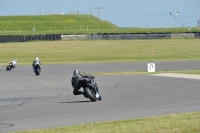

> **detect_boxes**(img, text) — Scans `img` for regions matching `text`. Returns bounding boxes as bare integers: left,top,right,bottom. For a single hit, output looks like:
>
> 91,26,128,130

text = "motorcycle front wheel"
6,66,11,71
35,68,40,75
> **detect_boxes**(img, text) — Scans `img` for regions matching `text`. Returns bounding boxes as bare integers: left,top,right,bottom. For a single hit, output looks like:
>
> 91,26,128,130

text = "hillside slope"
0,15,118,35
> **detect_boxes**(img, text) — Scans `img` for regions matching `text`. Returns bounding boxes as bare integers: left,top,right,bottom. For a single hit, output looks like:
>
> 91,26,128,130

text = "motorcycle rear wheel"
84,87,97,102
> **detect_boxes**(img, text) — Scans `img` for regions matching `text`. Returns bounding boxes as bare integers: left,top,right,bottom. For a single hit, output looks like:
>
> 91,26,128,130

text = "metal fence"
0,26,199,36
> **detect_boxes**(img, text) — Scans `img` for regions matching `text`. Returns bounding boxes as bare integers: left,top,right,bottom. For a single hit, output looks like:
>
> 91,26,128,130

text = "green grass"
15,112,200,133
0,15,199,35
1,39,200,66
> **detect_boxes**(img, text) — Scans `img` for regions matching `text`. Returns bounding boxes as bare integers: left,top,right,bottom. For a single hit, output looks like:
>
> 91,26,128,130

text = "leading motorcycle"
82,76,102,102
33,60,41,75
6,62,15,71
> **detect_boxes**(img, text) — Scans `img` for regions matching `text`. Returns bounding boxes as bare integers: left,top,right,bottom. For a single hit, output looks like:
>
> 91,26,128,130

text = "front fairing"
34,60,40,66
33,64,40,71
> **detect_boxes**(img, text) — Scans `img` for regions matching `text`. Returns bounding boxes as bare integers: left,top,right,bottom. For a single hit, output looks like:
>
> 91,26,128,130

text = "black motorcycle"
33,61,41,75
82,76,102,102
6,62,14,71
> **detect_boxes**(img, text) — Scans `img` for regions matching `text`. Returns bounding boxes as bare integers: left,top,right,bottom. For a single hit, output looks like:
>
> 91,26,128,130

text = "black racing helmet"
73,70,80,76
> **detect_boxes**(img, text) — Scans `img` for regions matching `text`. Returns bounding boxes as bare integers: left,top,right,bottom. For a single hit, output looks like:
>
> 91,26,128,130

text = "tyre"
6,66,11,71
37,68,40,75
35,68,40,75
84,87,97,102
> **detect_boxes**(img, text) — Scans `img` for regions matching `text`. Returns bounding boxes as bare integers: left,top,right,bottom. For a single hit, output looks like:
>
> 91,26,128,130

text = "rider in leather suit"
32,57,41,72
71,70,92,96
71,70,102,100
9,59,17,68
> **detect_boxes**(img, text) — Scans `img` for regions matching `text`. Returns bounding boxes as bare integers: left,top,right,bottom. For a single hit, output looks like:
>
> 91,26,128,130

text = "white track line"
150,73,200,80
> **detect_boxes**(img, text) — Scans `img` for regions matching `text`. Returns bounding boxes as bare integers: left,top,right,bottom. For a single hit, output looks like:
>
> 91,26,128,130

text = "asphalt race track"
1,61,200,133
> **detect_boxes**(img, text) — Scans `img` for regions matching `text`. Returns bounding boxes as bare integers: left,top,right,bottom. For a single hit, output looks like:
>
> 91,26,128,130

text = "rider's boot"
73,90,84,95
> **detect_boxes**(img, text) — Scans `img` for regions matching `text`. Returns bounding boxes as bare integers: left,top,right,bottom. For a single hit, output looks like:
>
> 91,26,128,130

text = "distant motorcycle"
33,60,41,75
6,62,15,71
82,75,102,102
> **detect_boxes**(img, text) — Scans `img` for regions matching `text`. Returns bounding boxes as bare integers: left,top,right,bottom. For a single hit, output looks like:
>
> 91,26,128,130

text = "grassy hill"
0,15,118,35
0,15,199,35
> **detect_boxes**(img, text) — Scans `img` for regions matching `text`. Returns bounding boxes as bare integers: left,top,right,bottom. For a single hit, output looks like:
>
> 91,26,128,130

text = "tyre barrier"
88,33,199,40
0,34,61,43
87,33,171,40
0,33,200,43
194,32,200,38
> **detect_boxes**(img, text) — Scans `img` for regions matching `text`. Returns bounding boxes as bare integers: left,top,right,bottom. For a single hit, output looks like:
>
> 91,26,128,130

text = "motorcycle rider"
9,59,17,68
71,70,101,99
32,57,41,72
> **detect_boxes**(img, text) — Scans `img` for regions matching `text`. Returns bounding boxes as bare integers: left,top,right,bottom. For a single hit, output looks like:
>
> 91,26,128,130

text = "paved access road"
0,61,200,133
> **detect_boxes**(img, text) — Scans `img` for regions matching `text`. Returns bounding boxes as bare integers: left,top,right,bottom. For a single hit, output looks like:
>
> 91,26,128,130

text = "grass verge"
1,39,200,66
15,112,200,133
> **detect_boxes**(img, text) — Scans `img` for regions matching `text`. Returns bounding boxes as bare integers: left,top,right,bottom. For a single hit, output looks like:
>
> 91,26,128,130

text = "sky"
0,0,200,28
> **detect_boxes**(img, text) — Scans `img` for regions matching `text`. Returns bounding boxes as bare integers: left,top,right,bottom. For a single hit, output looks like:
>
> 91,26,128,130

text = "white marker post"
148,63,155,72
